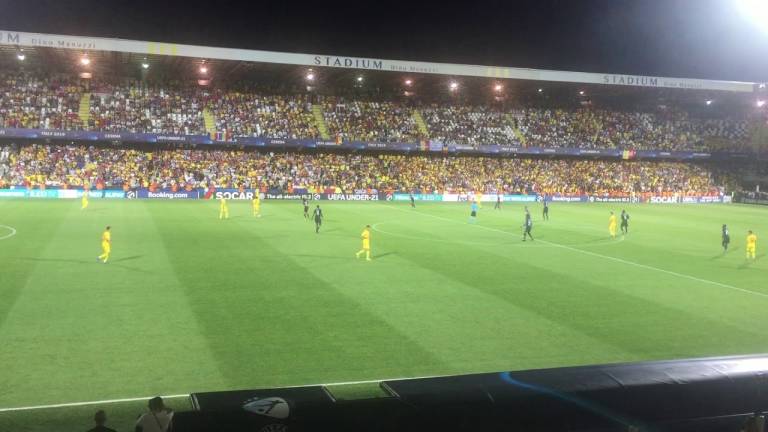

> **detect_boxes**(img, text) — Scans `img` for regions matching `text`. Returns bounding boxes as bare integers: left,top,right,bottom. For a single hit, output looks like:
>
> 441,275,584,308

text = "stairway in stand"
203,109,217,139
311,105,331,140
78,93,91,125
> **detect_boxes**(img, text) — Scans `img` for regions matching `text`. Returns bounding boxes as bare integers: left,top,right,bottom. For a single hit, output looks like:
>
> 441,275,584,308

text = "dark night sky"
0,0,766,82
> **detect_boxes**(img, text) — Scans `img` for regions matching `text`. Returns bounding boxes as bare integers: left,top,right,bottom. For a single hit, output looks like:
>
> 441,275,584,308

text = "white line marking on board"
0,373,453,412
0,225,17,240
0,394,189,413
383,204,768,300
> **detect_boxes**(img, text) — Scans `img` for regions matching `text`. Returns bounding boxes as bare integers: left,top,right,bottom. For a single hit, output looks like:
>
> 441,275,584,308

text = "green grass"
0,199,766,431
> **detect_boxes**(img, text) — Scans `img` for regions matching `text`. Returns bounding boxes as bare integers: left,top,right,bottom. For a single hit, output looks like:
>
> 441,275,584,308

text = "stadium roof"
0,29,758,93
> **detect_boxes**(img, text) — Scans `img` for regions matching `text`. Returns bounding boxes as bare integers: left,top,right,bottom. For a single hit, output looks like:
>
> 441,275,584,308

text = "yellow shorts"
102,242,111,253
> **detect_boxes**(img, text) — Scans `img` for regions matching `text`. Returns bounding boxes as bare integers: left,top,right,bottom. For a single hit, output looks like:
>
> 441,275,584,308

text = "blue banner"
0,188,125,198
0,189,29,198
392,193,444,202
548,195,589,202
0,128,757,161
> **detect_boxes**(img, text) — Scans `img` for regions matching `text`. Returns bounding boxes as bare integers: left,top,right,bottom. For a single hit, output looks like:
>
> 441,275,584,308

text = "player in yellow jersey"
252,193,261,217
608,211,617,239
746,230,757,261
219,197,229,219
97,226,111,263
355,225,372,261
81,191,89,210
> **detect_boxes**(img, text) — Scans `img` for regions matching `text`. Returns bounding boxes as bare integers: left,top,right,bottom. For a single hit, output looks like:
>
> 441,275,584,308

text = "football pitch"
1,199,767,416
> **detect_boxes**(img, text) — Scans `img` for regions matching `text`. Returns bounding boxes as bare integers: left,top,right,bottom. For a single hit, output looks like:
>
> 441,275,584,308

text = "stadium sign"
324,193,379,200
392,193,443,201
599,74,722,90
0,189,28,197
0,31,19,44
442,194,537,202
550,196,589,202
648,196,679,204
591,196,634,203
313,56,383,70
265,193,311,200
0,189,125,199
213,189,260,200
0,30,754,93
137,190,200,199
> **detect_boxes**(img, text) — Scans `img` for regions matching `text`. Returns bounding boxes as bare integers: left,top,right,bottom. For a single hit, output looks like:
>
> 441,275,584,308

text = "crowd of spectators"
0,72,760,151
88,83,206,135
322,97,421,143
421,104,520,147
0,73,83,130
207,90,318,140
1,142,726,196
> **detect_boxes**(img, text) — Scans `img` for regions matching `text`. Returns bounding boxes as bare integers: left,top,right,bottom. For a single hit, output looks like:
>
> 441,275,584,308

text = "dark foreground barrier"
175,354,768,431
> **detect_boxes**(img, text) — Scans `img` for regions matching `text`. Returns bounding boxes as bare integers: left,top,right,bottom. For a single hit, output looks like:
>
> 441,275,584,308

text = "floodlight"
80,56,90,66
706,100,713,106
449,81,459,91
494,83,503,92
758,100,766,108
306,72,315,81
404,79,413,86
356,76,363,82
735,0,768,34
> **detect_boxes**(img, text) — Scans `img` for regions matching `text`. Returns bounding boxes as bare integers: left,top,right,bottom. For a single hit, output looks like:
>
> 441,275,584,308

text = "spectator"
86,409,117,432
135,396,173,432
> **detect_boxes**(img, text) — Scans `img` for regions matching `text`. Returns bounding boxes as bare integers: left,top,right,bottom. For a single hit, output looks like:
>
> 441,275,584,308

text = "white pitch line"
0,225,17,240
0,394,190,413
383,204,768,300
535,239,768,299
0,373,452,413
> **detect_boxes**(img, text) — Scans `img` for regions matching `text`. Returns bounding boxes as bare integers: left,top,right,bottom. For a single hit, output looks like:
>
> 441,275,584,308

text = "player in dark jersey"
522,207,534,241
303,198,310,220
620,209,630,235
410,193,416,208
313,205,323,233
542,200,549,221
722,224,730,253
494,194,501,210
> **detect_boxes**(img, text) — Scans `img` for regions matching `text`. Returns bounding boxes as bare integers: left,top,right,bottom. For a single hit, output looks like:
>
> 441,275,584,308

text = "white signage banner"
0,29,755,93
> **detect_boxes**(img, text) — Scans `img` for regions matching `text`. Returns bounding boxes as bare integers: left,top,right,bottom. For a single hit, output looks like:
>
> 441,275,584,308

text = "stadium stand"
0,72,83,130
420,104,520,146
87,82,206,135
321,96,421,143
0,142,727,196
207,90,319,140
0,72,762,152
